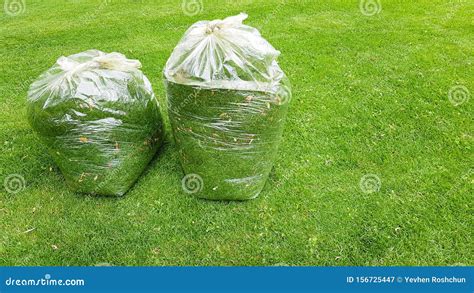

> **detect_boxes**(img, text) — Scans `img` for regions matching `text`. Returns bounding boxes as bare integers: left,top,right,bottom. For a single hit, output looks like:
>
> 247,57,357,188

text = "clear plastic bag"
28,50,164,196
164,13,291,200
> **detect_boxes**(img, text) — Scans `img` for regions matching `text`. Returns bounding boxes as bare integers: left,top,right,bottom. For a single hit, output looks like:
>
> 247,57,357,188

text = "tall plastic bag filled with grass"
164,13,291,200
27,50,164,196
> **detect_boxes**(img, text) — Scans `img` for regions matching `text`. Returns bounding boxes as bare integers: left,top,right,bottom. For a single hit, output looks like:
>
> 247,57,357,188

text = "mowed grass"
0,0,472,266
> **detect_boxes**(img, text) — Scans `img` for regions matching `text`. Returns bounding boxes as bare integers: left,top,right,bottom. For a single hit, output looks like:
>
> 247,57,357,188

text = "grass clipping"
27,50,164,196
164,13,291,200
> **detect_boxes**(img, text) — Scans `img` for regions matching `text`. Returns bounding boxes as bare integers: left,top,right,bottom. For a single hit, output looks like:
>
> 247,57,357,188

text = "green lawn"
0,0,472,266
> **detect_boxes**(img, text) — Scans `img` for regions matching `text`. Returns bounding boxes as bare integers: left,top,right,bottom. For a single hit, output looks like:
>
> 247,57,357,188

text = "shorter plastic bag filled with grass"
28,50,164,196
164,13,291,200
